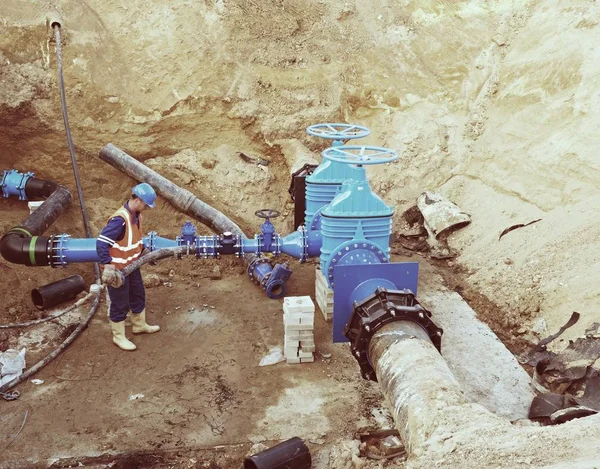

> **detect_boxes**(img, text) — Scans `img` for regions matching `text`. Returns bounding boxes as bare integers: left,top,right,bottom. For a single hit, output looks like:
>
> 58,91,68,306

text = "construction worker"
96,182,160,351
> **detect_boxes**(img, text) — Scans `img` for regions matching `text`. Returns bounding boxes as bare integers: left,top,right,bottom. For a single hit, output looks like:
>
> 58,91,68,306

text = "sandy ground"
2,0,600,467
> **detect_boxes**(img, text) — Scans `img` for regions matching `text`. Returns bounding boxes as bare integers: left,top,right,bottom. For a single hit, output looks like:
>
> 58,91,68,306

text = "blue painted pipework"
50,227,323,265
2,169,35,200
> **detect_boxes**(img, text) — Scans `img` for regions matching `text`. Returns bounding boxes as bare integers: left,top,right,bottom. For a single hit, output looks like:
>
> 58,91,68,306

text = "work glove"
102,264,124,288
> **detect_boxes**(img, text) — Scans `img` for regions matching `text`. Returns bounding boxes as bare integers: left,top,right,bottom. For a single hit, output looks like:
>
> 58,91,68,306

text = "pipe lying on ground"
99,144,246,237
31,275,85,310
244,437,311,469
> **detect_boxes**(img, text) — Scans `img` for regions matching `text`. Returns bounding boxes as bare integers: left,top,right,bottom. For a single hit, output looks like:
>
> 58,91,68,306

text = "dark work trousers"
107,268,146,322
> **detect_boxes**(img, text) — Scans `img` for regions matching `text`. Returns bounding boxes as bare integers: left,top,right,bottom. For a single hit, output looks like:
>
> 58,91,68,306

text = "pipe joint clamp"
344,287,443,382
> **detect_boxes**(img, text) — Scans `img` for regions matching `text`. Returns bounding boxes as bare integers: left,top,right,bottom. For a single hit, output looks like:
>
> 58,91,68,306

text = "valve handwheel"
322,145,398,166
255,209,281,219
306,123,370,140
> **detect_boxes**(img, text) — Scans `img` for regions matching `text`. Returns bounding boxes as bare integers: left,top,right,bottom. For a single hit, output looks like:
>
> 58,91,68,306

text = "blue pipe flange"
233,233,244,258
2,169,35,200
306,123,370,142
247,255,272,284
322,145,398,166
147,231,158,252
195,235,219,259
49,234,69,267
299,225,308,263
325,240,389,288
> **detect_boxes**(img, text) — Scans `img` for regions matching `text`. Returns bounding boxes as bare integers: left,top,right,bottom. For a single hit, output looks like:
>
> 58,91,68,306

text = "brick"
283,296,315,314
285,324,314,331
300,339,315,347
284,346,299,358
283,312,314,325
315,268,334,323
284,339,300,347
286,357,301,364
298,350,314,358
300,345,315,353
300,356,315,363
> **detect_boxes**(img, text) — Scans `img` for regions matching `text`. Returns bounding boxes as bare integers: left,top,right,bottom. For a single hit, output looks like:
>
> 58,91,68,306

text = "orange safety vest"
107,206,144,270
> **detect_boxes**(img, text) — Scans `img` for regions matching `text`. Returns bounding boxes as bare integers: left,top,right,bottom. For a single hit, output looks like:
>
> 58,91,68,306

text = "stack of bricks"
283,296,315,364
315,267,333,322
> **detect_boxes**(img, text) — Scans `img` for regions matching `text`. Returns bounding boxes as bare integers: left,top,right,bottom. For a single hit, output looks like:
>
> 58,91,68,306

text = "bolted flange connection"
344,287,443,382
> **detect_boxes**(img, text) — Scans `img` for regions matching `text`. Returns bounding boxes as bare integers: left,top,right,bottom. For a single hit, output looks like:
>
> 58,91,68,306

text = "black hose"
121,247,188,277
53,24,100,282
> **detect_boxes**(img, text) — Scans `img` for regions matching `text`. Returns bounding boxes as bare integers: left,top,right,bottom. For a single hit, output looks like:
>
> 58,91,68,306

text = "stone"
210,265,222,280
143,273,161,288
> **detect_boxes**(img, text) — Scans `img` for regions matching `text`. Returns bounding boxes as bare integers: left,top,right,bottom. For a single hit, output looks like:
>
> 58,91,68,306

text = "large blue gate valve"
255,208,280,252
304,124,371,231
319,145,399,289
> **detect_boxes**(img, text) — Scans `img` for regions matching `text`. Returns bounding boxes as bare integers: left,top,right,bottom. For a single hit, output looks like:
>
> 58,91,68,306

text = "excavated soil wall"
2,1,600,466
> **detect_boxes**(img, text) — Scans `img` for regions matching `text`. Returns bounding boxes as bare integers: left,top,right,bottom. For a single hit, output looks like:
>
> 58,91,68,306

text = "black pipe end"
31,275,85,310
243,437,311,469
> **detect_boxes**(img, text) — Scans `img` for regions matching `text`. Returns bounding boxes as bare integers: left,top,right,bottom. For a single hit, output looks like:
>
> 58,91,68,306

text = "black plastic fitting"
243,437,311,469
25,178,59,199
344,287,444,382
0,229,51,266
218,231,238,255
0,183,71,266
31,274,85,310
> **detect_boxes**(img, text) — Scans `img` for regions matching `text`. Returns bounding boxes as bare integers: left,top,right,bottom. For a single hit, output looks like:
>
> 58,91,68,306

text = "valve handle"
306,123,370,140
322,145,398,165
255,209,281,219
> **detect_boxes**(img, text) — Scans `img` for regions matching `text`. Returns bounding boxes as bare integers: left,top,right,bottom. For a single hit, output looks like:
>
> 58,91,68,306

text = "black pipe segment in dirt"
99,143,247,237
243,437,311,469
31,274,86,310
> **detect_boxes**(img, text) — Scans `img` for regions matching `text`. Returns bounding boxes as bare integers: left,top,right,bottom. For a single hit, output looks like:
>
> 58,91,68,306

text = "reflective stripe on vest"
108,207,144,270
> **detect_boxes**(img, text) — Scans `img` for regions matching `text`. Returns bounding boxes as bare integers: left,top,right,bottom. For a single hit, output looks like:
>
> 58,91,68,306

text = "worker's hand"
102,264,124,288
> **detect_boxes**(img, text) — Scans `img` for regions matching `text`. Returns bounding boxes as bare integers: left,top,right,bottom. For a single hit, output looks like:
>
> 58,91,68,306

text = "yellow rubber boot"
110,320,136,351
131,309,160,334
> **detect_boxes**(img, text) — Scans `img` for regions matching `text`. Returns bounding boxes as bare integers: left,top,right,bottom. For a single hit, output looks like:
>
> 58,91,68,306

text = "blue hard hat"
132,183,156,208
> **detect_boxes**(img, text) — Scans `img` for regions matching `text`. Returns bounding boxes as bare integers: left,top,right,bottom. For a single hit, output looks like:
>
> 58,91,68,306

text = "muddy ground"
2,0,600,468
